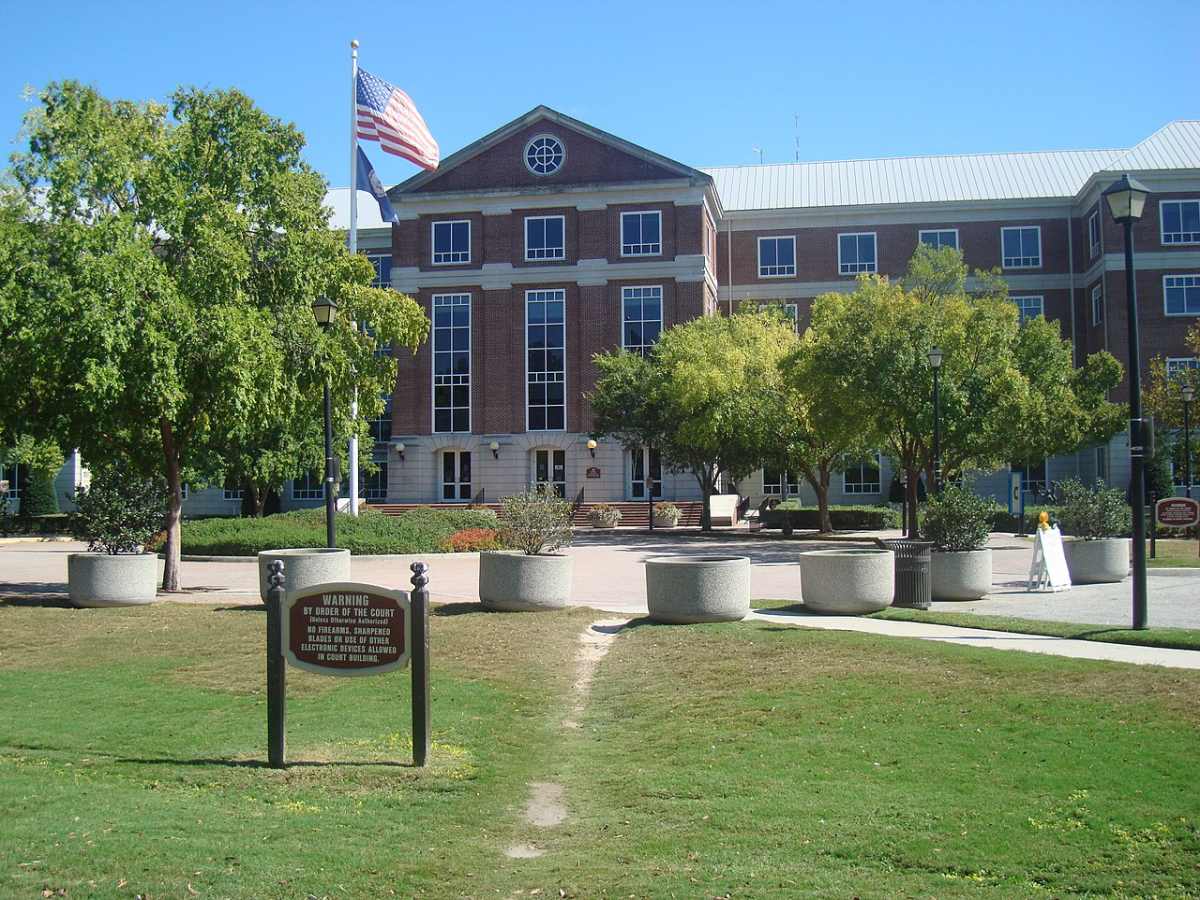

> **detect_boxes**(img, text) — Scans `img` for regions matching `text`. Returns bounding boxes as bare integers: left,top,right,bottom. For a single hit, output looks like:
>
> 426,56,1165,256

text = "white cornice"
390,255,709,292
723,199,1075,231
722,272,1076,300
390,181,708,219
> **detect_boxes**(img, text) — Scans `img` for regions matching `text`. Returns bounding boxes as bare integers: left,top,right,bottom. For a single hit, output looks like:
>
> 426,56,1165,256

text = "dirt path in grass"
504,618,628,860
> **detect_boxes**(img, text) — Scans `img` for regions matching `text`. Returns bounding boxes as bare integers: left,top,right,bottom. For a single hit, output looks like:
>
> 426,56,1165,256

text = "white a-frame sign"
1028,525,1072,592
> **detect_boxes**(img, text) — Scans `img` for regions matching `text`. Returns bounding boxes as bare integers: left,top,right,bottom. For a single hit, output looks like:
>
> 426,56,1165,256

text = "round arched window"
524,135,565,176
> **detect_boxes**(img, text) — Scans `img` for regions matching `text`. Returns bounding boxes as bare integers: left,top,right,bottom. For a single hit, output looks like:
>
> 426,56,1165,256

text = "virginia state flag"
356,146,398,224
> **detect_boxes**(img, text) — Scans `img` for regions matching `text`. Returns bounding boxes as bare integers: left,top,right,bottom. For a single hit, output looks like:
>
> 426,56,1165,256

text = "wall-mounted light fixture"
489,441,500,459
587,438,597,458
395,442,406,461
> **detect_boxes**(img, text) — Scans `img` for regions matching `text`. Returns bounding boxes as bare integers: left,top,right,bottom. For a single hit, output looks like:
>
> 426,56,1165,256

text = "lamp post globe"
1103,173,1150,629
311,296,339,548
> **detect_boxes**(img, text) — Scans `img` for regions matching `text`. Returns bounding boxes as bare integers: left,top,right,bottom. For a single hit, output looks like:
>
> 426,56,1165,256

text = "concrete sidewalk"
747,608,1200,669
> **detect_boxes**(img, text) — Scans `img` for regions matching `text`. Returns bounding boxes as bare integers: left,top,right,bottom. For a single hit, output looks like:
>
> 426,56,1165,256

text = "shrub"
920,486,993,552
500,486,574,555
71,468,166,554
439,527,503,553
1056,479,1132,539
766,503,900,530
589,503,622,527
21,467,59,517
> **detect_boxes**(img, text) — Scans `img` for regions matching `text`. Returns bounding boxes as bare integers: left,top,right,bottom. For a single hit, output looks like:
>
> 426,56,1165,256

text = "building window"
292,471,322,501
525,215,565,261
631,447,662,499
180,483,190,500
621,211,661,257
1016,459,1047,497
1001,226,1041,268
1095,446,1107,483
441,451,471,501
524,134,565,176
1092,284,1104,326
0,464,21,502
1164,275,1200,316
758,236,796,277
527,289,566,431
222,484,243,501
843,454,881,494
1161,200,1200,245
1087,211,1101,258
838,233,877,275
365,252,391,287
1012,295,1044,325
622,286,663,357
919,229,958,250
362,463,388,501
763,468,799,497
432,294,471,433
431,220,470,265
1166,357,1200,380
534,449,566,498
371,394,393,444
758,302,800,333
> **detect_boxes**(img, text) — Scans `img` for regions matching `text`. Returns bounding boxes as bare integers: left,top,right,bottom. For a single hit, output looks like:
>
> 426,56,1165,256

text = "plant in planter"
1056,478,1131,584
67,468,166,607
652,501,681,528
480,486,575,611
921,486,993,601
588,502,622,529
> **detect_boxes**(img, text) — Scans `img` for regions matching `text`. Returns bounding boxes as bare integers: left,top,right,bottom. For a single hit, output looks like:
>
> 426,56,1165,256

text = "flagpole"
348,38,361,517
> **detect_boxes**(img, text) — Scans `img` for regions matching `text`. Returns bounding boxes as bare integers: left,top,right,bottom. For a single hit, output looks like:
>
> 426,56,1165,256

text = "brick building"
315,109,1200,510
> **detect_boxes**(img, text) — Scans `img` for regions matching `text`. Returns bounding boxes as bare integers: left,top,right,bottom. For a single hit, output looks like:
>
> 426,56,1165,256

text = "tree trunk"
159,419,183,592
816,465,833,533
905,466,921,539
696,466,715,532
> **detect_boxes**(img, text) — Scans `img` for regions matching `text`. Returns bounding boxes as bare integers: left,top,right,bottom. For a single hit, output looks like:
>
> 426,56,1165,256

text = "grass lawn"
3,601,1199,897
1147,537,1200,568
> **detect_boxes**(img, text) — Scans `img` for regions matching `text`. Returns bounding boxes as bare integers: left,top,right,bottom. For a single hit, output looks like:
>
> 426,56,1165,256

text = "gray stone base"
645,555,750,623
257,548,352,603
479,551,573,611
930,549,993,601
1063,538,1130,584
68,553,161,607
799,548,894,615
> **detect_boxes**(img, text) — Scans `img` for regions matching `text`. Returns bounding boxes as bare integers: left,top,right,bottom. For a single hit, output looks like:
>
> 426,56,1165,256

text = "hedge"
170,507,499,556
763,504,901,531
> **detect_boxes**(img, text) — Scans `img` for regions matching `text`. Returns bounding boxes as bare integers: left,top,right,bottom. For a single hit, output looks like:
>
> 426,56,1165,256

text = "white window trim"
1091,284,1104,326
918,228,959,250
431,219,471,266
440,450,472,503
838,232,878,275
222,487,243,501
842,453,882,495
431,293,472,434
1001,225,1042,269
362,462,389,501
523,134,566,176
1087,211,1100,258
619,210,662,258
525,289,567,432
365,252,392,288
291,474,321,501
532,447,568,497
621,285,664,356
1164,274,1200,317
762,468,800,497
524,214,566,262
1012,295,1044,324
757,235,796,278
1166,357,1200,378
1160,199,1200,246
756,301,800,333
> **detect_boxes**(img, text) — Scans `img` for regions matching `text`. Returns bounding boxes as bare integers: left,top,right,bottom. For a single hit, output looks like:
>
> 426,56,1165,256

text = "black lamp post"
928,346,944,495
1103,172,1151,629
1183,383,1195,500
312,296,338,549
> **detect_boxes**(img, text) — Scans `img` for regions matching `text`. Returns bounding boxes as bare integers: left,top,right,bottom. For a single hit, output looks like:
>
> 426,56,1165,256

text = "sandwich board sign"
263,560,431,769
1028,524,1071,592
1156,497,1200,529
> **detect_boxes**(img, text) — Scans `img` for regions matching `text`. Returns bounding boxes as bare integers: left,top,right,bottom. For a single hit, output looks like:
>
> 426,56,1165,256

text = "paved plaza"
2,529,1197,629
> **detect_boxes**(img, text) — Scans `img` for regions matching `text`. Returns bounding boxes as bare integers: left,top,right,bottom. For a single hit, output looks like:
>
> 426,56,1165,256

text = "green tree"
3,82,427,589
590,309,796,530
1144,322,1200,488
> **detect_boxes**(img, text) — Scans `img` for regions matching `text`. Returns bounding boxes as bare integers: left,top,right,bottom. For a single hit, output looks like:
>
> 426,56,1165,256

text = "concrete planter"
930,548,992,601
799,548,894,615
645,555,750,623
257,548,352,603
1063,538,1129,584
68,553,161,607
479,550,573,611
651,515,679,529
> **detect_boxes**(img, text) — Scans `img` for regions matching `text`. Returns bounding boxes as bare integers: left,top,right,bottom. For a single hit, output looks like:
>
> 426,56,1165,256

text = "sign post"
265,560,430,768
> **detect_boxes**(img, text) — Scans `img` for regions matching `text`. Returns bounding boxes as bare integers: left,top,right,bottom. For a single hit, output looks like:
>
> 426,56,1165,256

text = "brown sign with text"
284,585,410,676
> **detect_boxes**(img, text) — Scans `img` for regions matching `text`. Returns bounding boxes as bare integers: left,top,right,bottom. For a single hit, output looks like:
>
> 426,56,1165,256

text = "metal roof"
324,188,390,231
702,121,1200,212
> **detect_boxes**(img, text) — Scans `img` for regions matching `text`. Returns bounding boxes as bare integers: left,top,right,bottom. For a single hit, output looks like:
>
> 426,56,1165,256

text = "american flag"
355,69,439,171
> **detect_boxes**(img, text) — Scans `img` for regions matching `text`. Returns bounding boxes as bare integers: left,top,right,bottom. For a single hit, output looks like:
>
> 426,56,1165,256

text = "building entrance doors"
629,447,662,501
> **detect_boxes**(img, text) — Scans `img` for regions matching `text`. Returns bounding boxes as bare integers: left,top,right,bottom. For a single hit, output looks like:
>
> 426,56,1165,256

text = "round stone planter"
651,515,679,529
645,555,750,623
930,548,993,601
68,553,161,608
257,548,352,603
479,550,573,611
799,548,894,615
590,518,619,529
1063,538,1129,584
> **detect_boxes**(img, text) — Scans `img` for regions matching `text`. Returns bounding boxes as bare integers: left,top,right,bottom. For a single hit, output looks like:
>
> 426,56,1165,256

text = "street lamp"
928,346,944,495
1183,383,1195,500
1103,172,1151,629
311,296,338,549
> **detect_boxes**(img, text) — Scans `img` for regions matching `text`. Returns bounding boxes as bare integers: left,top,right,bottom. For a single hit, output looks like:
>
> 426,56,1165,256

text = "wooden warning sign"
285,585,410,676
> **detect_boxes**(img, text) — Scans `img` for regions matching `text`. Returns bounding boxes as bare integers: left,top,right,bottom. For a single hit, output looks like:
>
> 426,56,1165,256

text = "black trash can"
882,539,933,609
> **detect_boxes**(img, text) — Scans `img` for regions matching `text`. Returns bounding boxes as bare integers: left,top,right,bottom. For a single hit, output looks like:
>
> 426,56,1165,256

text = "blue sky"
3,0,1198,189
